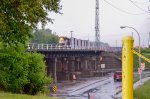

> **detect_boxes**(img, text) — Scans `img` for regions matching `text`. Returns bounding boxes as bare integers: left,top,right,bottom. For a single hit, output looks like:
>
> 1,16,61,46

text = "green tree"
30,29,59,44
0,43,51,94
0,0,61,45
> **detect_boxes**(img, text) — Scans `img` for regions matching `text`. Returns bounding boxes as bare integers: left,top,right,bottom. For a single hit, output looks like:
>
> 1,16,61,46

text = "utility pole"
95,0,100,50
148,32,150,47
70,31,73,49
70,31,73,38
122,36,134,99
54,58,57,84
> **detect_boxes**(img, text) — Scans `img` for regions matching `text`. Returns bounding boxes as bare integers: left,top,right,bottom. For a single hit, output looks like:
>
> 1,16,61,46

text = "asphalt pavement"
49,72,150,99
56,76,111,96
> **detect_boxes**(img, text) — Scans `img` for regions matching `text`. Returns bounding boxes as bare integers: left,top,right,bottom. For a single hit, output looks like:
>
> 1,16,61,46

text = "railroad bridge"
27,43,122,82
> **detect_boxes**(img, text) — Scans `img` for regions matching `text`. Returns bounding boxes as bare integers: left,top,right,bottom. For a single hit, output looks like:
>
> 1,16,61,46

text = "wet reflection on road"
85,78,122,99
59,77,122,99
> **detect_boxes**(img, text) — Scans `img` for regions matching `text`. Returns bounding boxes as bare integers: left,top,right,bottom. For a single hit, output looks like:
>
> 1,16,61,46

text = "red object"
113,71,122,81
73,74,76,80
140,63,145,70
138,67,142,74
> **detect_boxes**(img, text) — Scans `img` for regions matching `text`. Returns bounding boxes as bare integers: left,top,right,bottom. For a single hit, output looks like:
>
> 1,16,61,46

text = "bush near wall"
0,44,52,95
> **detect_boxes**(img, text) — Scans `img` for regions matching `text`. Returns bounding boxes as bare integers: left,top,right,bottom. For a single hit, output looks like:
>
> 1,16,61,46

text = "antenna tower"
95,0,100,49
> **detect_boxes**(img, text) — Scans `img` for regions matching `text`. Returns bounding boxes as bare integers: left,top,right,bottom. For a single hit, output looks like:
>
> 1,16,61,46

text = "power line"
103,0,147,15
129,0,150,13
130,0,150,4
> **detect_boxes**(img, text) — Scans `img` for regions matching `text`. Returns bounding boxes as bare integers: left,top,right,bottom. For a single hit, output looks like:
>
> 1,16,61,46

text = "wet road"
84,79,122,99
58,77,122,99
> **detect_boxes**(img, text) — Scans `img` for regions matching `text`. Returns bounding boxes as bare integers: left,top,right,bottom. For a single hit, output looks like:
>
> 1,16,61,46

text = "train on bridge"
28,36,112,51
27,36,121,82
57,36,111,51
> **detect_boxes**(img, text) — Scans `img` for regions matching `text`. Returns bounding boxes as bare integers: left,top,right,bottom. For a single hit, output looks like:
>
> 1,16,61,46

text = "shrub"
0,44,52,94
23,53,52,95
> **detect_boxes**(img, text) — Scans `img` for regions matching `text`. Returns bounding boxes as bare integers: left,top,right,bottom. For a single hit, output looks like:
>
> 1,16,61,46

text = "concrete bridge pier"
46,58,56,78
90,56,97,70
44,52,117,81
76,58,81,71
56,58,68,81
45,58,57,83
54,58,57,83
80,58,88,71
70,57,75,72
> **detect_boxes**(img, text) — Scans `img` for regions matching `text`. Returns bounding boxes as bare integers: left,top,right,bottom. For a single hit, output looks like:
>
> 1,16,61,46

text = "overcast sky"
44,0,150,47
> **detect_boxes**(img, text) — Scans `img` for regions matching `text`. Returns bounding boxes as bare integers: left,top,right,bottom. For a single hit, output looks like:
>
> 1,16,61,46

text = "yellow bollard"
122,36,134,99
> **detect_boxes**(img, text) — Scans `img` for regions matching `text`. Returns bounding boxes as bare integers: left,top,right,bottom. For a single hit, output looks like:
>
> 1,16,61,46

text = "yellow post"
122,36,134,99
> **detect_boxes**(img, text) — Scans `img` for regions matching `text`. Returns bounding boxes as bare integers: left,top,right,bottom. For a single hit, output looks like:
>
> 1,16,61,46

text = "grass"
133,48,150,69
134,79,150,99
0,92,59,99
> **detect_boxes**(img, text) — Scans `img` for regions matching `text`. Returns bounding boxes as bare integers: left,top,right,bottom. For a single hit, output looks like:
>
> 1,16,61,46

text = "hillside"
134,48,150,69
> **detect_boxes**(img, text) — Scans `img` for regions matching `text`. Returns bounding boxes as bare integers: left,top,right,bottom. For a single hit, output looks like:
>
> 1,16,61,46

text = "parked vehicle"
113,71,122,81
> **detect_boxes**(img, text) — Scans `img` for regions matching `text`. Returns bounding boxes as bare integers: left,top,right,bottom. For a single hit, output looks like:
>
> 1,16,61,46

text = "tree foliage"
0,0,59,94
30,29,59,44
0,0,61,45
0,43,52,94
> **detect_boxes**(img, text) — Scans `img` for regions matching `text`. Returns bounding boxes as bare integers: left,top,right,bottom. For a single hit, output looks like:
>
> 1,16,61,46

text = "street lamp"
120,26,141,68
70,31,73,49
70,31,73,38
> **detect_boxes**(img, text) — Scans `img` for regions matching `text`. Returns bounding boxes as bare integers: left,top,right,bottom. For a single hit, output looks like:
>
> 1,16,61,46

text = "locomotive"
58,36,95,49
58,36,111,51
58,36,71,48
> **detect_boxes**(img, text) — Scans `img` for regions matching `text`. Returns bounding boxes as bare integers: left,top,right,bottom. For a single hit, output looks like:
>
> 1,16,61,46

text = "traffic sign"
138,67,142,74
52,85,57,92
101,64,105,68
141,63,145,70
50,85,57,93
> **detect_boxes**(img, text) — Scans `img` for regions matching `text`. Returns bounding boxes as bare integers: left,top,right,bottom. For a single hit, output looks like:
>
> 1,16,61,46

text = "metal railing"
27,43,112,52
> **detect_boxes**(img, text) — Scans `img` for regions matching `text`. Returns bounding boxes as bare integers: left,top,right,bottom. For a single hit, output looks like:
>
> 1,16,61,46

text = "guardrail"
28,43,72,50
27,43,112,52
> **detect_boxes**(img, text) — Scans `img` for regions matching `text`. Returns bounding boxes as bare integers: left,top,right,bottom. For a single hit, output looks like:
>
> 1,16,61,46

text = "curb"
117,77,150,98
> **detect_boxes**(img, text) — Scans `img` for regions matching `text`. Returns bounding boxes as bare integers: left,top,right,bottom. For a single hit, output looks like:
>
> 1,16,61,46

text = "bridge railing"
37,44,57,50
27,43,113,52
27,43,72,50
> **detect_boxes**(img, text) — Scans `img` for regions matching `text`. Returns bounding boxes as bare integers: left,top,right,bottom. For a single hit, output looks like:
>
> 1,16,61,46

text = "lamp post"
70,31,73,38
120,26,142,84
70,31,73,49
120,26,141,68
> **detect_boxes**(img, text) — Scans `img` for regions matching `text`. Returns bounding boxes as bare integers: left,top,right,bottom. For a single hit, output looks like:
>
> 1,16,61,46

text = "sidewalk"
117,77,150,98
133,77,150,89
